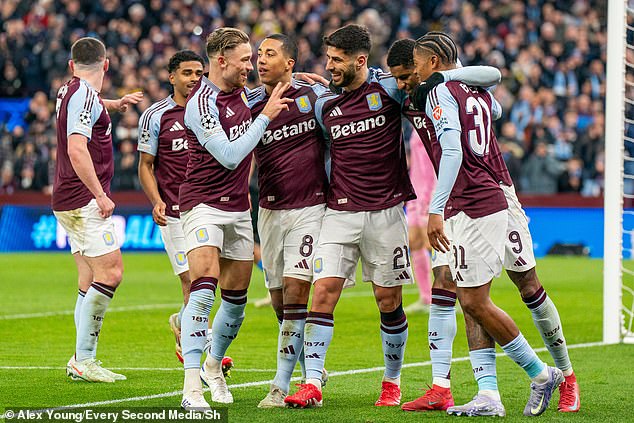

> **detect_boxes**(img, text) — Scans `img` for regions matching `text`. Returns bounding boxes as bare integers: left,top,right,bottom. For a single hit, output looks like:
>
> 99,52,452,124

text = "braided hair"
414,31,458,65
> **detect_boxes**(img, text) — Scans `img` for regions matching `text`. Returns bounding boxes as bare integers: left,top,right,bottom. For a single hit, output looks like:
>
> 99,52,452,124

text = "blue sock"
76,283,115,361
429,289,457,385
272,304,307,392
74,289,86,334
181,277,217,369
501,333,546,379
304,312,333,386
209,289,247,361
470,348,498,391
256,260,263,271
523,287,572,373
380,304,408,381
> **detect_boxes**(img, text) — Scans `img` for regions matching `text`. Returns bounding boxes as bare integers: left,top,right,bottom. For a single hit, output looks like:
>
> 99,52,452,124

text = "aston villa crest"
296,95,312,113
366,92,382,111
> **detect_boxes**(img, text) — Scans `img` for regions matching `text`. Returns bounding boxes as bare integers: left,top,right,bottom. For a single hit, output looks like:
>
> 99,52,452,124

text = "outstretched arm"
103,91,144,113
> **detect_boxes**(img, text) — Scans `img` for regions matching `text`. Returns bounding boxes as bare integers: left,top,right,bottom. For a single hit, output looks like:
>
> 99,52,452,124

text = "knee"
105,264,123,286
456,293,482,319
509,268,541,298
375,289,402,313
283,280,310,305
432,266,456,292
310,282,338,312
270,289,284,320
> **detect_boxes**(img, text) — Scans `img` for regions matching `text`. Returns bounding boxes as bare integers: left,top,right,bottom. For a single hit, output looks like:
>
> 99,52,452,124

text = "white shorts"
313,204,413,288
445,209,508,288
53,199,119,257
431,185,536,274
501,184,536,272
258,204,326,290
159,216,189,275
181,203,254,261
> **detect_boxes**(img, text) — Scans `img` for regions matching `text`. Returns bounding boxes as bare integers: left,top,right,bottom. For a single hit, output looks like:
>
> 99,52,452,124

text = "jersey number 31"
466,96,492,156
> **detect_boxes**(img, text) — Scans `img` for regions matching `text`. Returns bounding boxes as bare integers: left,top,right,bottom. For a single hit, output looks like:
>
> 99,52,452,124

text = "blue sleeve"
487,91,503,120
440,66,501,88
137,108,160,156
426,83,461,135
314,95,331,141
184,96,270,170
66,85,102,141
310,83,329,97
247,86,266,109
429,129,463,215
376,69,407,106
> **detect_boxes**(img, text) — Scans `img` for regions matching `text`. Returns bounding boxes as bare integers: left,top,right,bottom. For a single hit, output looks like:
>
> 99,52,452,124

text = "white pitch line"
0,303,181,320
0,288,420,320
5,340,603,416
0,366,281,372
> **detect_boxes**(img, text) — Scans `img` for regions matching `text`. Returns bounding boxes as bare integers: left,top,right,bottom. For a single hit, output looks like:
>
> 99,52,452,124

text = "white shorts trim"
181,203,254,261
258,204,325,290
312,204,413,288
159,216,189,275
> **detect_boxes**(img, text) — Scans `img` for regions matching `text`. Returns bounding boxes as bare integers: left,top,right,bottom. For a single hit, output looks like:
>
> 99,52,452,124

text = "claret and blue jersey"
314,68,416,212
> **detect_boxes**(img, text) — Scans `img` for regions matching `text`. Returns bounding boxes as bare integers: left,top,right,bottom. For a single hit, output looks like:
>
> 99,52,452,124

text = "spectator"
113,139,139,191
497,122,524,187
521,141,563,194
558,157,584,193
0,160,16,195
0,0,609,195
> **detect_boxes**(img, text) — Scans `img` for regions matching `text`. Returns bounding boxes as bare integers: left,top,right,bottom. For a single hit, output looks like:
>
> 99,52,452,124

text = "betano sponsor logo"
330,115,386,140
262,119,316,144
229,118,252,140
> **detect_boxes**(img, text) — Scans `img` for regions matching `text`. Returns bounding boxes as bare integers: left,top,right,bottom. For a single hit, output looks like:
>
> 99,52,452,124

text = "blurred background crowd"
0,0,609,196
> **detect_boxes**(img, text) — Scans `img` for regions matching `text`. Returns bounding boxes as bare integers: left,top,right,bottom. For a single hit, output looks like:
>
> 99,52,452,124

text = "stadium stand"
0,0,606,195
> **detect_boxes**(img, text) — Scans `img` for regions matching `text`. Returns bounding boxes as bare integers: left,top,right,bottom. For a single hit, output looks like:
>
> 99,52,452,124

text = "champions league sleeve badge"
78,110,92,126
139,128,151,144
200,114,218,131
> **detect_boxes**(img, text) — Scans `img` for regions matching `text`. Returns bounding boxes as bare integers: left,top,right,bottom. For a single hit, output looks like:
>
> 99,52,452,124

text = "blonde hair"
206,28,250,57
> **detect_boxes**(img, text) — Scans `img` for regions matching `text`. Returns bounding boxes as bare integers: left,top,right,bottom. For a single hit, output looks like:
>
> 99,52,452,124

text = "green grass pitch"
1,253,633,422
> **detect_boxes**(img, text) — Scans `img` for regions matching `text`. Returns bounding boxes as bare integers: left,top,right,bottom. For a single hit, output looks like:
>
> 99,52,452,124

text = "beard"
332,63,357,88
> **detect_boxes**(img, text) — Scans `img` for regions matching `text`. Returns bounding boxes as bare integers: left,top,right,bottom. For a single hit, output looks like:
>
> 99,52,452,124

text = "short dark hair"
168,50,205,73
206,27,250,57
264,33,298,62
414,31,458,65
71,37,106,65
323,24,371,56
387,39,416,68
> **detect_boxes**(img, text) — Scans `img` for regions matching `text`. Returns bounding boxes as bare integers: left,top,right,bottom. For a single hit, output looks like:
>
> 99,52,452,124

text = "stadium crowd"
0,0,607,196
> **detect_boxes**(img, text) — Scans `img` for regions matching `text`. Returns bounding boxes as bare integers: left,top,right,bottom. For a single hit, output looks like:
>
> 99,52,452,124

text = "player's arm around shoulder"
373,67,408,106
440,66,501,88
